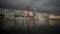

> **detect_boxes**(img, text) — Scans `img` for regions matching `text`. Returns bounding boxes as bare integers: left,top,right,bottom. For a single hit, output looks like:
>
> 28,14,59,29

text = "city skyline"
0,0,60,16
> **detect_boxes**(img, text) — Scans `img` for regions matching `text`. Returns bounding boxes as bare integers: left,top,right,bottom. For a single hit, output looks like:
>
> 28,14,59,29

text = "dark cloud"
0,0,60,15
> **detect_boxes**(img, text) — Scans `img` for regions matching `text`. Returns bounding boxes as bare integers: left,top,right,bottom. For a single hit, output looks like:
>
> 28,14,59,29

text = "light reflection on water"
4,19,60,30
49,20,56,26
3,19,60,34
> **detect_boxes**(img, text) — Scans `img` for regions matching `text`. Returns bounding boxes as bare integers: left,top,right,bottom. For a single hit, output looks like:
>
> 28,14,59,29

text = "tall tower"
33,8,36,29
33,8,36,19
26,4,30,32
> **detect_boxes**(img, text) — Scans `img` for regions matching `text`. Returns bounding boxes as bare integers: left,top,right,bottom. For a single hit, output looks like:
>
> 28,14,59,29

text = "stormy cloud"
0,0,60,15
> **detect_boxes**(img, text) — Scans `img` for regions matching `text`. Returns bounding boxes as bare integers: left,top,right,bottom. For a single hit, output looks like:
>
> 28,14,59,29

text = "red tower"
26,5,30,32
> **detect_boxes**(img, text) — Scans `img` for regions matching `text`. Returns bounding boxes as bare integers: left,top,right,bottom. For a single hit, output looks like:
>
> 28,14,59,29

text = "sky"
0,0,60,16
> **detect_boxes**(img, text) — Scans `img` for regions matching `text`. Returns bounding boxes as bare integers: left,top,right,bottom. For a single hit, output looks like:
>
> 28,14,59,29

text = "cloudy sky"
0,0,60,15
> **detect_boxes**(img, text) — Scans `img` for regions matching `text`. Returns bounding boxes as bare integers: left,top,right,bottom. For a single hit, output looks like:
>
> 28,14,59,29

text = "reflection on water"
3,19,60,32
49,20,56,26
